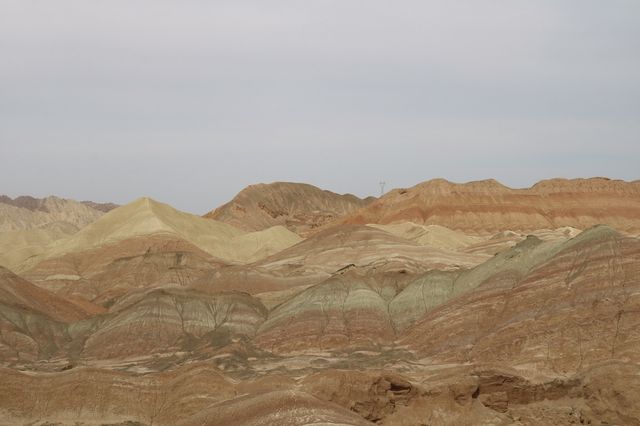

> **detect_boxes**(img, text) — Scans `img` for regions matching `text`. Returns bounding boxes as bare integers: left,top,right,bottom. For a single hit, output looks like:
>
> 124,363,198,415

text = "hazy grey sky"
1,1,639,213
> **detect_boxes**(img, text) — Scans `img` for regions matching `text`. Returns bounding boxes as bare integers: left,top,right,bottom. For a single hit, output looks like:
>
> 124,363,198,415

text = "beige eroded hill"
14,198,304,306
0,195,106,231
79,200,119,212
254,224,490,278
369,222,582,257
340,177,640,234
0,196,116,270
0,221,79,271
460,226,582,257
205,182,374,236
191,224,493,309
189,223,488,312
16,197,302,272
368,222,483,251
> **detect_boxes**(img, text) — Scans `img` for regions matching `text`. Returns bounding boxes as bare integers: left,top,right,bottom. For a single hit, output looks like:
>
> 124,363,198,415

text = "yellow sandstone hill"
12,197,302,273
368,222,482,251
0,222,79,271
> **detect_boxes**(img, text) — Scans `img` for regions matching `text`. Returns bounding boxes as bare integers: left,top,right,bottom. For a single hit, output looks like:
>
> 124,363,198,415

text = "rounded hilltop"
205,181,374,236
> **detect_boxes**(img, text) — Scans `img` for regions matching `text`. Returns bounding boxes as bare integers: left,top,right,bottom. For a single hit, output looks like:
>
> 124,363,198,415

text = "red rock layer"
340,177,640,234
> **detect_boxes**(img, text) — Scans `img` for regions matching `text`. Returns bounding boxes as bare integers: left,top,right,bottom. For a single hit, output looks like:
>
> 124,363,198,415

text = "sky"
1,1,639,214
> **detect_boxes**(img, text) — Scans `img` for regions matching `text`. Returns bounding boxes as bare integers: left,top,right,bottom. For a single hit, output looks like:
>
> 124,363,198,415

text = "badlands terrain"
1,177,640,425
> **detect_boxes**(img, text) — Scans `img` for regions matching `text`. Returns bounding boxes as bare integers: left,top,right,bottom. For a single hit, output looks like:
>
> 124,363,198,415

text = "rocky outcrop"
2,360,637,426
300,370,417,422
179,390,373,426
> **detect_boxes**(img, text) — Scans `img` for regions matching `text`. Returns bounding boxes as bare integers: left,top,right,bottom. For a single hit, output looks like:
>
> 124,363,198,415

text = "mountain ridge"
0,195,106,232
338,177,640,234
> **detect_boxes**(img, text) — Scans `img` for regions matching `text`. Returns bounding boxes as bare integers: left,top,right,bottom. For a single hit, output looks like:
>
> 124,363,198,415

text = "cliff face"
340,178,640,234
205,182,373,236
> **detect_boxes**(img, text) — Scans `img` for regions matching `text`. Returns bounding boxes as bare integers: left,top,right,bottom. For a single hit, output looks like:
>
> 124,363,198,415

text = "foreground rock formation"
1,177,639,425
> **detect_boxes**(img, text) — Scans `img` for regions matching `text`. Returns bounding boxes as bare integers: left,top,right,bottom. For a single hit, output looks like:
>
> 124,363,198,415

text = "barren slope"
390,234,566,332
399,226,640,374
0,221,79,271
0,266,95,323
255,271,401,353
369,222,483,250
0,266,100,363
22,234,226,306
82,288,267,360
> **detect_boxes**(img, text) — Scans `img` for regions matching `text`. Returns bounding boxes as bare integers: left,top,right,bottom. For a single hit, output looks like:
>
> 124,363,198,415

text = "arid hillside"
1,178,639,425
205,182,374,236
340,177,640,234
